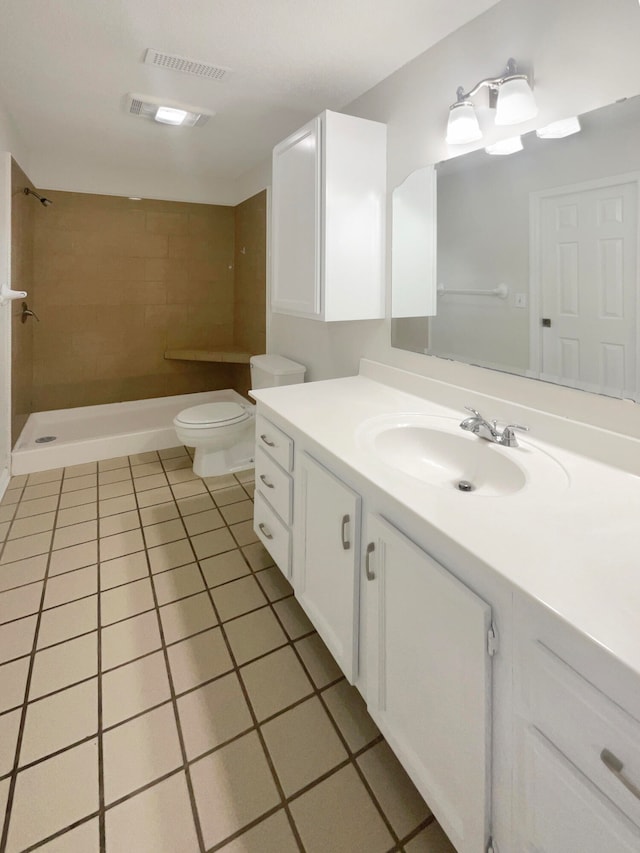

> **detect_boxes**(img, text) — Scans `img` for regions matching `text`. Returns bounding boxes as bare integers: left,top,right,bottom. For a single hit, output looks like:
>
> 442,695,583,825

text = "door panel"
365,514,491,853
539,180,638,398
271,118,320,317
516,725,640,852
296,453,360,682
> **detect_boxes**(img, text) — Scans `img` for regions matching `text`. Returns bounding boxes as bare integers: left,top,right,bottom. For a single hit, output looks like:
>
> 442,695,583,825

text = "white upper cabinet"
271,110,387,321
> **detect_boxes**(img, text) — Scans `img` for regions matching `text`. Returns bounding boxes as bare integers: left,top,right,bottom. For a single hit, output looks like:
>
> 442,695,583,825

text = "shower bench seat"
164,348,253,364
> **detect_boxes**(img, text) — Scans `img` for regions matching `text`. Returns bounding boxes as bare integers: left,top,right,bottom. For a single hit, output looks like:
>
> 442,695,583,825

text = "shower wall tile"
233,190,267,396
31,193,238,410
10,186,266,422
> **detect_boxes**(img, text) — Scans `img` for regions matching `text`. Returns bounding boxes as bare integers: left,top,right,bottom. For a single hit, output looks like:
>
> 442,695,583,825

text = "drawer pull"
258,522,274,540
601,749,640,801
259,474,275,489
341,514,350,550
260,434,276,448
365,542,376,580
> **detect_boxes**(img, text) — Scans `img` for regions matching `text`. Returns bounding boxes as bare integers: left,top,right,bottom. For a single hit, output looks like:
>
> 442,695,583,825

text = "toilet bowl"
173,354,306,477
173,401,255,477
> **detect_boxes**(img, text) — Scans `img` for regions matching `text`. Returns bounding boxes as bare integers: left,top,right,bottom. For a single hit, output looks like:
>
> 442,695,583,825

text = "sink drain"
457,480,474,492
35,436,57,444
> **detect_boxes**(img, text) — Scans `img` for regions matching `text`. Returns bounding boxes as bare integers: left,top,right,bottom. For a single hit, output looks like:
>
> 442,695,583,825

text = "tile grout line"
95,464,107,853
167,473,307,852
130,455,208,853
0,471,67,853
257,585,404,848
1,455,433,851
0,576,304,716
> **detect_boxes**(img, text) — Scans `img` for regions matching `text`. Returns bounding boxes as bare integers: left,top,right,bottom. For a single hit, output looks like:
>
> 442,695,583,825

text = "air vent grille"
145,48,230,80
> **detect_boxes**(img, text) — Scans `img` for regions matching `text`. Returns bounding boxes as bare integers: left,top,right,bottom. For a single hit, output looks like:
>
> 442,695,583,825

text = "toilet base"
192,437,254,478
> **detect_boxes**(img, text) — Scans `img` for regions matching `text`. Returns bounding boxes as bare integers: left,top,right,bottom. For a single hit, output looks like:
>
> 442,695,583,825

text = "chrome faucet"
459,407,529,447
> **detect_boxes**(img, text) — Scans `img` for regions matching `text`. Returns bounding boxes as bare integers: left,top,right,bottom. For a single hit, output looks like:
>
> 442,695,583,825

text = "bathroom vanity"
252,359,640,853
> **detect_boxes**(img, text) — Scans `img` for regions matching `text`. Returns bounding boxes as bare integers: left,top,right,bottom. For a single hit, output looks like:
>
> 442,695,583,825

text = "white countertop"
252,363,640,679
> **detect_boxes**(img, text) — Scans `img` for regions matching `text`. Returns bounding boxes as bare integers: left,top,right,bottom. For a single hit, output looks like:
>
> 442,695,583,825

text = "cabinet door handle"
341,514,350,550
259,474,275,489
260,434,276,447
365,542,376,580
258,522,273,540
600,749,640,801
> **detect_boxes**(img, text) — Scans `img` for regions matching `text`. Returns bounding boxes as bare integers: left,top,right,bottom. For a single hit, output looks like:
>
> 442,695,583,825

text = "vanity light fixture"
485,136,523,156
536,116,581,139
446,58,537,145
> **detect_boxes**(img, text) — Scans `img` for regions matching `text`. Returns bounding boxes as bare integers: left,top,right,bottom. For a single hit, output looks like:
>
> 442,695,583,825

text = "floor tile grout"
0,451,435,853
129,456,208,853
0,467,69,853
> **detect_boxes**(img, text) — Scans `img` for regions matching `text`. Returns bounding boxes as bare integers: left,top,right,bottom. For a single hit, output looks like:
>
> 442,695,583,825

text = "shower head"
23,188,53,207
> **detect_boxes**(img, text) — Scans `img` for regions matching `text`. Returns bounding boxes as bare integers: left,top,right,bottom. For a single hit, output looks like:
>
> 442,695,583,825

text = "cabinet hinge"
487,835,499,853
487,623,499,657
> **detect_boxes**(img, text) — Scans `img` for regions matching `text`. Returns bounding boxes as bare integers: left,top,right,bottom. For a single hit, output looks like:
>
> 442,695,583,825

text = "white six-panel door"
535,177,639,399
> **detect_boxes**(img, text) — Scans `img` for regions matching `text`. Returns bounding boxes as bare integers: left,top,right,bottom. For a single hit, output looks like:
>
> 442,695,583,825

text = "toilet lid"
175,402,250,428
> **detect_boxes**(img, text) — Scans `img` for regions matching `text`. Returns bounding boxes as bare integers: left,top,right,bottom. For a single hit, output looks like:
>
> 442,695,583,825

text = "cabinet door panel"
517,725,640,852
271,118,320,317
365,514,491,853
296,454,360,682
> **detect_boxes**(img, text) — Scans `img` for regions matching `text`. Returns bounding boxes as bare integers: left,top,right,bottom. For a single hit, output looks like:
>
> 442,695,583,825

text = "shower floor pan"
12,389,252,475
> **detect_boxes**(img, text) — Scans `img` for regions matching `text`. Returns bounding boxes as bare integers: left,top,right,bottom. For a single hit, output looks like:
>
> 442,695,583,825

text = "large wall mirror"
391,95,640,402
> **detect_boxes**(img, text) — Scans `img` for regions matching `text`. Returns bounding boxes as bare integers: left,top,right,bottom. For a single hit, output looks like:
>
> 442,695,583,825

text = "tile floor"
0,447,455,853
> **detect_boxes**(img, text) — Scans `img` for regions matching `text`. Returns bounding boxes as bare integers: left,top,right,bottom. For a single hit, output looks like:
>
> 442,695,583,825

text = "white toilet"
173,354,306,477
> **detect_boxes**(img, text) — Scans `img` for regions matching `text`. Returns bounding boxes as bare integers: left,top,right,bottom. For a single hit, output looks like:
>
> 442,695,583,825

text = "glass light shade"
154,106,188,125
536,116,581,139
495,77,538,125
446,102,482,145
485,136,523,156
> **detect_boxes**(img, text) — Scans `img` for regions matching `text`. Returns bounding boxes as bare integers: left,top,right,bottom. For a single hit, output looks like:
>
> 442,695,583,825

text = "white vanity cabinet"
513,596,640,852
294,452,361,682
271,109,386,321
253,414,295,577
364,514,493,853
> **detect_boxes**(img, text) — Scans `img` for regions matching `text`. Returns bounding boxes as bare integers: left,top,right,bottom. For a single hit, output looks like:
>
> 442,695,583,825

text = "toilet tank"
250,354,306,389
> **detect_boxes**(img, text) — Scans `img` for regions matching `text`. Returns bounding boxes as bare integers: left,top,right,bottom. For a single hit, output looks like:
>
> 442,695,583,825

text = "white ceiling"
0,0,500,203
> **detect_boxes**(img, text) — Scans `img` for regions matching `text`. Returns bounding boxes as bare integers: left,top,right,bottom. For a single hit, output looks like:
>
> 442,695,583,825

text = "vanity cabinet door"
271,117,321,317
295,453,361,682
364,514,492,853
515,725,640,852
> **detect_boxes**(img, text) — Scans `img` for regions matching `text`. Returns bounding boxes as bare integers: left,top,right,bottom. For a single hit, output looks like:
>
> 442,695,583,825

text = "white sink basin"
357,414,568,497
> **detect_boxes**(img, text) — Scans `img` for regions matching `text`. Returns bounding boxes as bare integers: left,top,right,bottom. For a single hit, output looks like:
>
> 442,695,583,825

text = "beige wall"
10,159,36,443
233,190,267,396
28,192,265,412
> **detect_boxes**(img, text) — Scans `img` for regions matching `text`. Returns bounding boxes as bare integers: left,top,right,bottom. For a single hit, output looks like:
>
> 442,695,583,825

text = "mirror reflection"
392,95,640,402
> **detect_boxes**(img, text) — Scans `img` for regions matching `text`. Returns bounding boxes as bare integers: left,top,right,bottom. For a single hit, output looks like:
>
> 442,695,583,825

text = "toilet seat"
174,402,251,429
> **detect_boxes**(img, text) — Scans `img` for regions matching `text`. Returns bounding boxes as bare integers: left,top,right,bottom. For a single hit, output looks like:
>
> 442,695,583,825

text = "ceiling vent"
144,48,231,81
126,93,214,127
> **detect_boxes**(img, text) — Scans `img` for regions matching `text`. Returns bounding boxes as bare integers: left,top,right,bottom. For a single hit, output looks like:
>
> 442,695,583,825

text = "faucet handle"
500,423,529,447
464,406,483,418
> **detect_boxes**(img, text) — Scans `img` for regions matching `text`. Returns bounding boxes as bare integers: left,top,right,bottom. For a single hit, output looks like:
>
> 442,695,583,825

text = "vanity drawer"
255,414,294,472
523,640,640,828
254,491,291,577
255,447,292,524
